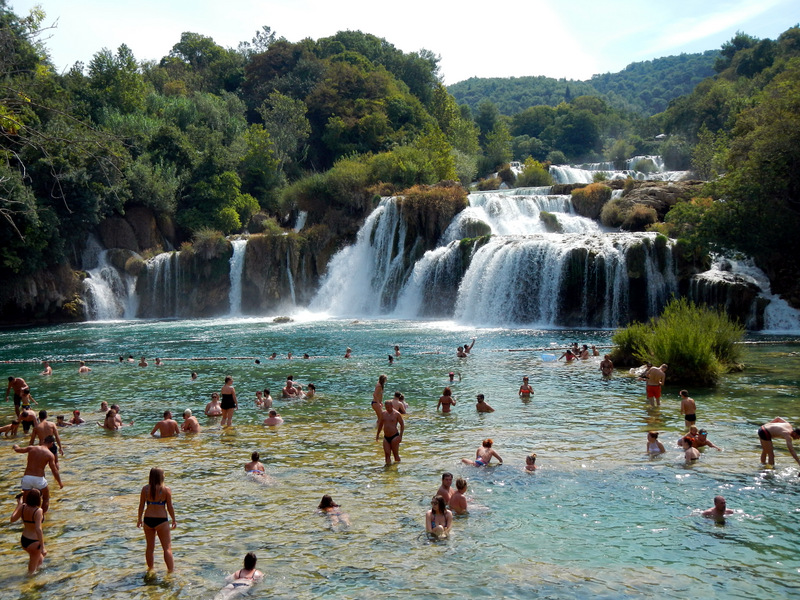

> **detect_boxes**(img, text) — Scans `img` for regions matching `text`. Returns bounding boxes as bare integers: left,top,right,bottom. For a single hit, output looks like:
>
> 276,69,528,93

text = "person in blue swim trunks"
462,438,503,467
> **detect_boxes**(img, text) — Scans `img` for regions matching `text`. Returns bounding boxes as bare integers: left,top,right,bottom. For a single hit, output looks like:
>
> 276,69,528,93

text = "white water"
697,257,800,332
549,155,690,184
228,239,247,316
81,236,138,320
286,250,297,305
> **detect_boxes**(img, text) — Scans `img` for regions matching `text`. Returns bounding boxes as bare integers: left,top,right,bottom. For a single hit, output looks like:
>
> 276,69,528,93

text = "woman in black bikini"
137,467,176,572
220,376,238,427
10,488,45,574
215,552,263,600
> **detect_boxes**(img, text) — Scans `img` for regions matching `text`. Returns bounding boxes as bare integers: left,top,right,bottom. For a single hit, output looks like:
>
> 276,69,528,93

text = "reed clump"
610,297,744,385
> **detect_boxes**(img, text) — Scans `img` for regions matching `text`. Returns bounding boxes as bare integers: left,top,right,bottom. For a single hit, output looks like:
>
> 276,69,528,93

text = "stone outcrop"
0,264,84,325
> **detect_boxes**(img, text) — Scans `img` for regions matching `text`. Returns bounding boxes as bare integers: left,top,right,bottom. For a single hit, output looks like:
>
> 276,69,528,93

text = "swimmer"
0,420,19,437
244,452,266,475
100,409,119,431
138,356,148,367
317,495,350,528
682,436,700,462
181,409,201,434
464,338,476,354
305,383,316,399
591,345,600,357
525,453,537,471
425,495,452,539
579,344,590,359
376,400,404,465
643,363,667,407
151,411,180,438
518,376,534,399
136,467,176,572
372,375,386,422
344,348,352,358
40,361,52,376
391,391,407,414
694,429,722,451
268,353,277,360
558,349,576,362
462,438,503,467
100,401,109,413
6,376,29,417
647,431,666,454
78,361,91,374
282,379,299,398
191,371,198,381
449,478,468,514
261,389,273,408
11,488,46,574
263,410,283,426
456,346,467,358
436,472,453,504
69,410,85,425
155,358,162,367
13,442,63,513
19,388,36,410
254,390,265,407
679,390,697,430
303,353,310,359
436,387,456,413
214,552,263,600
388,354,394,364
476,393,494,412
220,376,237,426
19,407,37,434
394,345,401,358
757,417,800,467
600,354,614,378
701,495,734,523
205,393,223,417
30,410,64,460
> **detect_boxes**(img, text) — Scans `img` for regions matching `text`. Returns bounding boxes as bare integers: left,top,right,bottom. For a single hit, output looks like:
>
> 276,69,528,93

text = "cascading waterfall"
141,251,181,317
286,250,297,305
311,198,408,316
228,239,247,316
81,236,138,320
549,157,689,184
313,188,680,327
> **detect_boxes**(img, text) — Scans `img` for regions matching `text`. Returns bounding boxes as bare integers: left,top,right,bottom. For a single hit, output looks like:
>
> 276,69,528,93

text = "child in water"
525,453,537,471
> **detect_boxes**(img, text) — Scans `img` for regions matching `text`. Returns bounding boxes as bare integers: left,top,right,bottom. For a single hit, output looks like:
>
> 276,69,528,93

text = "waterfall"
286,250,297,305
312,188,680,327
81,236,137,320
311,198,408,316
549,154,690,184
293,211,308,233
228,239,247,316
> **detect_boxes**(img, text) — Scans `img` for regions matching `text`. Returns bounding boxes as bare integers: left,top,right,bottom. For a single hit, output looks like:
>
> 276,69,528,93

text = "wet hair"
254,359,261,364
378,375,387,387
307,383,315,391
225,376,233,383
44,434,55,444
11,419,19,425
39,410,47,420
793,428,800,436
56,415,65,420
148,467,165,501
648,431,659,438
526,453,537,464
455,477,467,491
111,404,120,412
679,389,689,397
476,394,485,401
26,488,41,507
681,437,694,447
8,376,13,382
163,410,172,419
264,389,270,395
442,387,452,396
243,552,257,571
318,494,339,509
442,472,452,482
269,410,277,417
431,495,446,513
482,438,493,448
251,451,260,462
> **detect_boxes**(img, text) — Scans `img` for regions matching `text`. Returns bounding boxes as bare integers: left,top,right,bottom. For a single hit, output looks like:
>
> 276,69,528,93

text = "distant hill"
448,50,719,116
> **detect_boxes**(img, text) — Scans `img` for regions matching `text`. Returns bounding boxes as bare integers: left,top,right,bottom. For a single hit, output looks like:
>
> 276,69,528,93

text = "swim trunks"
21,475,47,490
758,426,772,441
22,420,33,433
13,393,21,407
474,458,486,466
646,385,661,399
684,414,696,422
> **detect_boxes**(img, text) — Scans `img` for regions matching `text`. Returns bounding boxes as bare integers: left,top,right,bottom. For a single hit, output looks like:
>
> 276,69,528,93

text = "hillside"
448,50,719,116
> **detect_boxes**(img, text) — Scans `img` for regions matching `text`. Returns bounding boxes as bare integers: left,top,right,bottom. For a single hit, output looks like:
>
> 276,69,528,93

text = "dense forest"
1,0,800,316
448,51,719,116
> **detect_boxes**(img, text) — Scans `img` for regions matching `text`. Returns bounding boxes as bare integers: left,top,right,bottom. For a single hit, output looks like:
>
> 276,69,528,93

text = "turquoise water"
1,317,799,599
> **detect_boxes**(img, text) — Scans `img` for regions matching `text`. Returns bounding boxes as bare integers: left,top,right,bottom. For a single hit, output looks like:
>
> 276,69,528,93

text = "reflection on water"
0,321,799,599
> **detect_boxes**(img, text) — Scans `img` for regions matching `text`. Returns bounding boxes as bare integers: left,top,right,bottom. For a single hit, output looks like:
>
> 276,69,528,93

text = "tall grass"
610,298,744,385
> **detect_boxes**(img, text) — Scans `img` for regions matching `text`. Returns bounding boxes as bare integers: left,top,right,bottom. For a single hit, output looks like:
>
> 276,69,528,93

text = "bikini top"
22,505,40,523
235,569,257,580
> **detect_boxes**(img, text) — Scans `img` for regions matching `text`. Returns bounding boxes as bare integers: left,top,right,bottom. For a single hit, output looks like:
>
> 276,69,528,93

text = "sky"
9,0,800,84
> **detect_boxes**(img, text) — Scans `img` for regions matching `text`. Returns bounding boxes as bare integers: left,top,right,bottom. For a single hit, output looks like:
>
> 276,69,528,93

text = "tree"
258,91,310,174
482,120,512,171
87,44,147,117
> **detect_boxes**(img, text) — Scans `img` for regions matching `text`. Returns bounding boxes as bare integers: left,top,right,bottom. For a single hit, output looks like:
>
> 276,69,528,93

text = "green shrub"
539,210,563,233
622,204,658,231
601,198,625,227
192,228,228,260
497,164,516,186
611,298,744,385
572,183,612,220
516,158,553,187
634,158,658,174
623,176,635,195
546,150,567,164
593,171,609,182
124,256,145,276
476,177,501,191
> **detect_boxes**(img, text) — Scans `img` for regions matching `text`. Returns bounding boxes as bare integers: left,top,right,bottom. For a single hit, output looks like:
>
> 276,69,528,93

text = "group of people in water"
4,337,800,586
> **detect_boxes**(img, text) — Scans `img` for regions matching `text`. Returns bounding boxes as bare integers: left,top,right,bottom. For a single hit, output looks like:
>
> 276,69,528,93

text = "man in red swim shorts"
644,364,667,406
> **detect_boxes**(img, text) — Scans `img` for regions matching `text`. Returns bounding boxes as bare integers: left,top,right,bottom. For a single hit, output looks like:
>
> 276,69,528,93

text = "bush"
547,150,567,164
593,171,609,182
610,298,744,385
476,177,501,191
622,204,658,231
571,183,612,219
516,158,553,187
634,158,658,174
124,256,145,276
539,211,562,233
497,164,516,186
601,198,626,227
191,228,228,260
